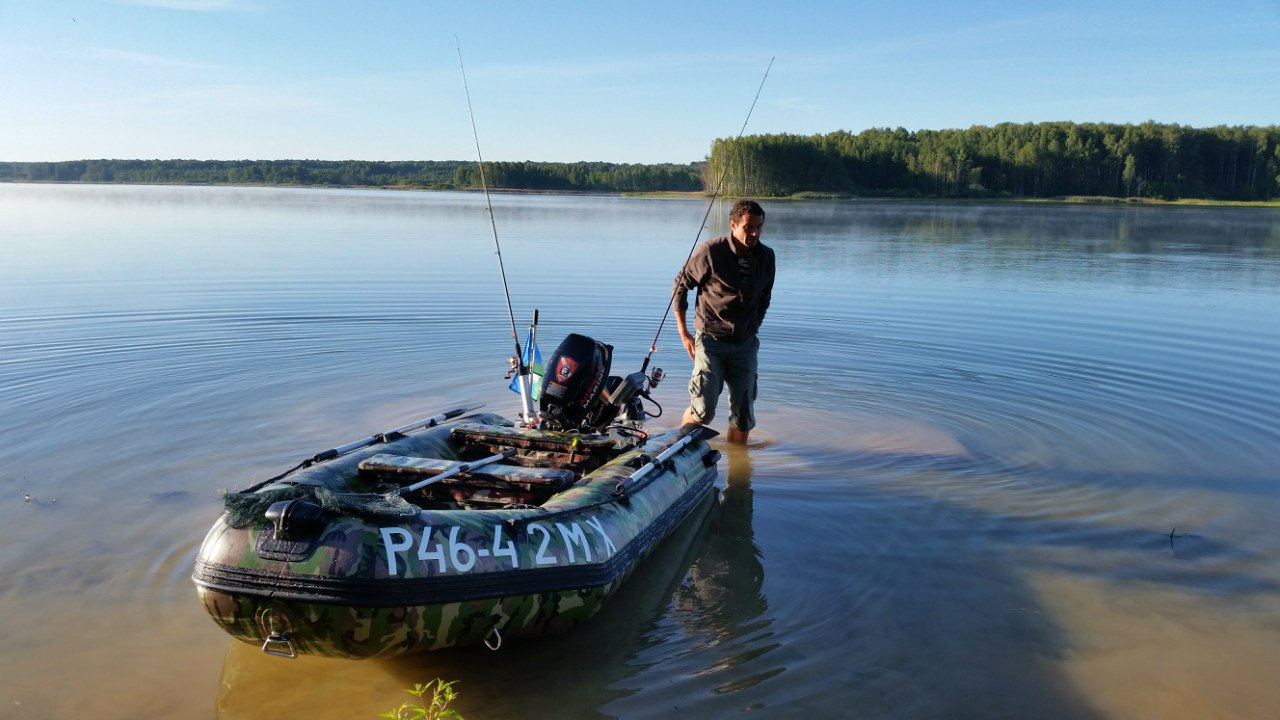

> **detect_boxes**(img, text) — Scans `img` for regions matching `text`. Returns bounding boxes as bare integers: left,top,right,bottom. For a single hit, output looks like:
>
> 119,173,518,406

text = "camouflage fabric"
198,582,623,658
193,414,718,658
219,414,489,528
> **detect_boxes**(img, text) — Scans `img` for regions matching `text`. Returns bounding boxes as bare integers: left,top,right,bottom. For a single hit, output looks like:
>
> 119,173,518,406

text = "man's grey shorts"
687,333,759,431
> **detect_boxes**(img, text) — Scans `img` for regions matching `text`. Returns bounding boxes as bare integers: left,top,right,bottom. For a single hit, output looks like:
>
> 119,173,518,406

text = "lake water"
2,184,1278,719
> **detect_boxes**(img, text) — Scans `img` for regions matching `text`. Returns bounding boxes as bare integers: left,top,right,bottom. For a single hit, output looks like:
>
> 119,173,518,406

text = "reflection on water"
215,493,718,719
214,456,778,719
689,445,768,643
2,186,1279,719
618,445,775,711
677,445,768,655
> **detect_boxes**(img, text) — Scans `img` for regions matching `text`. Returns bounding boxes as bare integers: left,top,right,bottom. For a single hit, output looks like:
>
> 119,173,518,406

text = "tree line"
0,158,701,193
704,122,1280,200
447,160,702,192
4,122,1278,200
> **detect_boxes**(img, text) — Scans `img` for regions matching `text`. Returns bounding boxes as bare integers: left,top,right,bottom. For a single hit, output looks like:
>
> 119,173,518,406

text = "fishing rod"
640,57,774,374
456,37,536,421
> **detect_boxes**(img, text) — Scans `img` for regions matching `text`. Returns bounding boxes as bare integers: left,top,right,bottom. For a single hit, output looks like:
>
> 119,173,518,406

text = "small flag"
508,329,543,400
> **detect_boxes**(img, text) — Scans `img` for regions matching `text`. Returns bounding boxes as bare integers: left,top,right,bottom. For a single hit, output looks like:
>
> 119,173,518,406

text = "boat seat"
449,422,615,454
358,453,575,487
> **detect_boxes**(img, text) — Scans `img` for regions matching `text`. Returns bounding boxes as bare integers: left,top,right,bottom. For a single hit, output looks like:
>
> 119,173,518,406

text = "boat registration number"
380,518,616,576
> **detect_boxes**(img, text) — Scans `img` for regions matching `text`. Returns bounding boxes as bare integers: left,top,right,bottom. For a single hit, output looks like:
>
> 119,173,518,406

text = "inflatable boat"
192,333,720,658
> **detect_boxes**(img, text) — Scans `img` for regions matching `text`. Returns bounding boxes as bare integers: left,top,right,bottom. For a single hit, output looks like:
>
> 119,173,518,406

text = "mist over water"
2,185,1278,719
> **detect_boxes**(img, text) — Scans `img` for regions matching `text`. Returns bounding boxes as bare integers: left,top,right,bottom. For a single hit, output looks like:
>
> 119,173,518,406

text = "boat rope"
640,57,775,374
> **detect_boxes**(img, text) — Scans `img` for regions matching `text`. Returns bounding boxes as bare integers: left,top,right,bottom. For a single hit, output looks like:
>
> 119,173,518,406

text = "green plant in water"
378,679,463,720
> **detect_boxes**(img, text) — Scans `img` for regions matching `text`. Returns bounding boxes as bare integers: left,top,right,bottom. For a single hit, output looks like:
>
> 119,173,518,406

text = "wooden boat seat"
449,422,615,454
358,454,575,487
359,452,578,508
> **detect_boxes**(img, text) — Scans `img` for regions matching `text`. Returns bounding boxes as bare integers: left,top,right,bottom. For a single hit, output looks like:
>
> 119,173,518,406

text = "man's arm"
753,248,776,334
756,272,774,330
674,302,695,360
672,245,707,360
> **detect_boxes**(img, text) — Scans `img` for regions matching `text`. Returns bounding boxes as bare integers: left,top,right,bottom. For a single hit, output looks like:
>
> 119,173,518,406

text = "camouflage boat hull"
193,412,719,658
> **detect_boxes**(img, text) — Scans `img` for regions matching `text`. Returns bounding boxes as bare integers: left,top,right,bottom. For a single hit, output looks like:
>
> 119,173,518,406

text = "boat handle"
261,631,298,659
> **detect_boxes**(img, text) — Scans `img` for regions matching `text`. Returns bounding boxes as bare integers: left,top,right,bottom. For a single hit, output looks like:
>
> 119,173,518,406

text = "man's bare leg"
726,427,750,445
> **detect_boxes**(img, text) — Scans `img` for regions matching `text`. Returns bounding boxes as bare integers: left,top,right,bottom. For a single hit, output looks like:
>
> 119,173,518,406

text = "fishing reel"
505,356,518,379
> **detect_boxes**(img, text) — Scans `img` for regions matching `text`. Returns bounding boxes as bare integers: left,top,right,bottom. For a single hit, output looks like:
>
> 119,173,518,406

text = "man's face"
730,213,765,250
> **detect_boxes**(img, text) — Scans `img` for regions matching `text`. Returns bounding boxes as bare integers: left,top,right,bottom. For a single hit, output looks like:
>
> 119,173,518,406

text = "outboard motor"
539,333,613,431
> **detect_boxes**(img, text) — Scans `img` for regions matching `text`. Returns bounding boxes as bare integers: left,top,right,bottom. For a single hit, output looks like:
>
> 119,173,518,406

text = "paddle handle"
392,449,517,497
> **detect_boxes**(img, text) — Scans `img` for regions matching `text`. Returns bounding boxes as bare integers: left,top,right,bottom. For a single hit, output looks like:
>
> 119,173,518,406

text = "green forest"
705,122,1280,201
3,121,1278,201
0,158,702,193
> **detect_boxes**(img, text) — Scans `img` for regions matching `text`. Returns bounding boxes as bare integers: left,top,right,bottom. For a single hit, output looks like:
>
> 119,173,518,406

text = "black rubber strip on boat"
193,469,715,607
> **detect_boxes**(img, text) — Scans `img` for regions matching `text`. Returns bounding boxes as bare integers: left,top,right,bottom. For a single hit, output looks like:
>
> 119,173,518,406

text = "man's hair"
729,199,765,223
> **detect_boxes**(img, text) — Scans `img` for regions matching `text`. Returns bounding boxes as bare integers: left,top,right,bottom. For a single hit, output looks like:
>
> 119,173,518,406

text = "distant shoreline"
6,122,1278,202
4,180,1277,207
634,191,1280,207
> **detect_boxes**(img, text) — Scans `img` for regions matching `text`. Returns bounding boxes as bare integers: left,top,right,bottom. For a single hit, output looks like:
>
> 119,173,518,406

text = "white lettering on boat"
379,518,614,576
380,527,413,576
491,524,519,566
527,522,557,566
417,526,446,573
555,522,592,563
583,516,616,555
447,526,477,572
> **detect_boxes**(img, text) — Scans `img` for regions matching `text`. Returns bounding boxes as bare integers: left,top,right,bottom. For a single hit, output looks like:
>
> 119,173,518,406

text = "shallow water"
1,185,1278,719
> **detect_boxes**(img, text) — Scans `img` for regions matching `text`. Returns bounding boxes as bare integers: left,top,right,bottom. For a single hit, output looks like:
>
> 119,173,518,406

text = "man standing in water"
672,200,775,445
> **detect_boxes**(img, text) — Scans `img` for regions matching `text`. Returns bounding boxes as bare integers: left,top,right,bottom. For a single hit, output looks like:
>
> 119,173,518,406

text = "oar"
388,449,517,498
618,424,719,493
254,406,482,488
308,406,480,464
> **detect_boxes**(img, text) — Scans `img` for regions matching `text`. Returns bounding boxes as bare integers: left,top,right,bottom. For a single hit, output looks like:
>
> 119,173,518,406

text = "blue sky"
1,1,1276,163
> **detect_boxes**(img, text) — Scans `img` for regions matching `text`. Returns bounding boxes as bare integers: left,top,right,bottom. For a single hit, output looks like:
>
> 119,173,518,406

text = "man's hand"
680,331,696,360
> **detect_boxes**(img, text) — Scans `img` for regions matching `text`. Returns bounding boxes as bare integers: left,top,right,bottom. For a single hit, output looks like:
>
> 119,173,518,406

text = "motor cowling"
539,333,613,431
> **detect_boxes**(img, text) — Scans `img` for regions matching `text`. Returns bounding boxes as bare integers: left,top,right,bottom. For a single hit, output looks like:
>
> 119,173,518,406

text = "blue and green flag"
508,329,543,400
